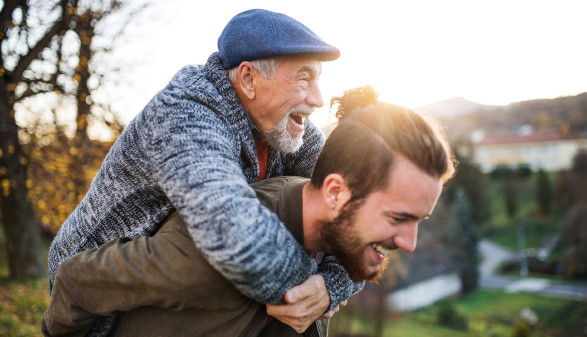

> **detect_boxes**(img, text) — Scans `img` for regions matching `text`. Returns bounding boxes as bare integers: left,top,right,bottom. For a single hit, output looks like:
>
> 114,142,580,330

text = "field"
329,290,587,337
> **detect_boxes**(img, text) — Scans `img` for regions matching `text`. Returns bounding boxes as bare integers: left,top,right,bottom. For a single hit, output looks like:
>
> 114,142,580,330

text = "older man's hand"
266,275,330,333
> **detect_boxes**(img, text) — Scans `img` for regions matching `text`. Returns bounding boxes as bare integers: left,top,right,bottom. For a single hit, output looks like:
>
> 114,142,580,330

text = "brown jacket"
43,177,328,337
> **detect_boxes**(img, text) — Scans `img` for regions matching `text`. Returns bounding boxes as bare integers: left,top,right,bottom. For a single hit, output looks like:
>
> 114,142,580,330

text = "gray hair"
227,57,282,82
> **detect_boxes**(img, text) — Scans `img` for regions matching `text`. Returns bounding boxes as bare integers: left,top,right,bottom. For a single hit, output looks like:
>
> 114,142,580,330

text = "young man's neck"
301,182,327,253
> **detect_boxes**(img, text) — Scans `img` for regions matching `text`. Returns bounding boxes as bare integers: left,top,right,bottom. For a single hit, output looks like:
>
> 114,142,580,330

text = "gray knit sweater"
48,53,357,335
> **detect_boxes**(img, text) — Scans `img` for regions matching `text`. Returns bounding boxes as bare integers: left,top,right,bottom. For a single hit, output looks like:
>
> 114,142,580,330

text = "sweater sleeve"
317,256,365,305
139,103,318,305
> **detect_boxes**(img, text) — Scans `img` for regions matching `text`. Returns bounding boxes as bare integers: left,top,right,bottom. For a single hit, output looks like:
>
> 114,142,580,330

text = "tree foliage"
1,0,144,278
504,181,518,222
554,149,587,278
444,143,491,227
0,0,75,278
450,189,479,294
534,169,552,217
554,149,587,208
22,122,113,234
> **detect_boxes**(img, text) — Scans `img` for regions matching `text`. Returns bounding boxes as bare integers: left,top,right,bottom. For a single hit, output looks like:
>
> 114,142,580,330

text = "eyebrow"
385,211,429,221
298,63,321,77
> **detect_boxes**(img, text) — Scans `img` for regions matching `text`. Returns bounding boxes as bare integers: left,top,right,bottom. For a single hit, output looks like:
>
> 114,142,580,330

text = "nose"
306,82,324,108
394,222,419,253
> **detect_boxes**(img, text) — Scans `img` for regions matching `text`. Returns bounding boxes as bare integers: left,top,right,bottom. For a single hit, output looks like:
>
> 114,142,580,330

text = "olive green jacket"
43,177,335,337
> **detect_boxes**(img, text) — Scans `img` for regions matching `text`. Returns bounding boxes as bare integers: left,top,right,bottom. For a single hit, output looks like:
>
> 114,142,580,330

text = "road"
478,239,587,301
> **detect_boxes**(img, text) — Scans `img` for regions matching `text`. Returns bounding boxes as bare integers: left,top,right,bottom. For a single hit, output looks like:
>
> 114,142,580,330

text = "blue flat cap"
218,9,340,69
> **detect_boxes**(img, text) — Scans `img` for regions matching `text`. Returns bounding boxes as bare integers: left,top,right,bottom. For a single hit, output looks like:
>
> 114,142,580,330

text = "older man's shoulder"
167,65,220,100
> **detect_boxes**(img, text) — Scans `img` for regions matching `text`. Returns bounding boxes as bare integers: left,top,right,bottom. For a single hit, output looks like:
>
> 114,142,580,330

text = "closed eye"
298,73,311,82
387,216,409,225
385,211,422,225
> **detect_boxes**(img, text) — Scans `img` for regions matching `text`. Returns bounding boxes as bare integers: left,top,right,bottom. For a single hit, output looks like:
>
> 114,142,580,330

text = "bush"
437,301,469,331
511,320,532,337
534,169,552,217
517,165,532,178
490,166,515,180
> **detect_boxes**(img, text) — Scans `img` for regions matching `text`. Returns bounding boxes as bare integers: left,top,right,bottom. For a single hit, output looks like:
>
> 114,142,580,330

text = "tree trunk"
70,12,95,202
0,85,45,278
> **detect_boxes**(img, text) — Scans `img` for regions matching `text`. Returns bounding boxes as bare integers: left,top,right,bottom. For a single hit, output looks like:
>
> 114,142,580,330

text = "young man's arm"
43,213,253,336
43,211,345,336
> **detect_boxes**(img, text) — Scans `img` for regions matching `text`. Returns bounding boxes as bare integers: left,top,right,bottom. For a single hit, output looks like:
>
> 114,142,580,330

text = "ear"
321,173,352,215
235,62,257,100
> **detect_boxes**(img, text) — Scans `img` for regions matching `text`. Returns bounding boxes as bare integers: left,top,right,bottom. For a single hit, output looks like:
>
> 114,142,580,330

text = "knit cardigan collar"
203,52,262,182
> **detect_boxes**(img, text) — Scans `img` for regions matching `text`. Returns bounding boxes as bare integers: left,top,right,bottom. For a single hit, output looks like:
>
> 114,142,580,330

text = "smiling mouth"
289,113,310,125
371,243,395,258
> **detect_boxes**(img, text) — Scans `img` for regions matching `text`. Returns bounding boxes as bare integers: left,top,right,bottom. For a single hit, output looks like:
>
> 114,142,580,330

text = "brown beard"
319,198,389,282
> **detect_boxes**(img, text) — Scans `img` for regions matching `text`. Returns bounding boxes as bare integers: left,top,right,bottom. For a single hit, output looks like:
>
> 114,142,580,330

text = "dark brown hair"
311,85,455,201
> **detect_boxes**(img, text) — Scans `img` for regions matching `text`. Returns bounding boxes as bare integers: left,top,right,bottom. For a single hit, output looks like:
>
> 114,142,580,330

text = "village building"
472,131,587,172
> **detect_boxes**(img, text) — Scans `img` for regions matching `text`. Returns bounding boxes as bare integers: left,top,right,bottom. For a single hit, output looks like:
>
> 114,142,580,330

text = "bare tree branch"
0,0,19,38
12,0,73,82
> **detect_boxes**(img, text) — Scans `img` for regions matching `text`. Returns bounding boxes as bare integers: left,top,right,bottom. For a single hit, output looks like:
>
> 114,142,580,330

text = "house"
472,132,587,172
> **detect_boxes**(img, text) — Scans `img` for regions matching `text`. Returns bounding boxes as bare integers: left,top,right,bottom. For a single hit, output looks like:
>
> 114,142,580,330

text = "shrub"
437,301,469,331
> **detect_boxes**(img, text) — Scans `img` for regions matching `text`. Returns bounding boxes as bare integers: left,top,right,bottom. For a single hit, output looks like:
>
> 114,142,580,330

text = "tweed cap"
218,9,340,69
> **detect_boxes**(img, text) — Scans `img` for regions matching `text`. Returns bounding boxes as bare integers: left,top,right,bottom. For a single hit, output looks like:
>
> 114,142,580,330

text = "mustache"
375,239,398,251
288,104,314,116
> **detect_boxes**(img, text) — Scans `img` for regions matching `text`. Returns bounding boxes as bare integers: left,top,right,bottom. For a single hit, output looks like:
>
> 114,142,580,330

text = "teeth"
291,113,311,118
372,243,392,257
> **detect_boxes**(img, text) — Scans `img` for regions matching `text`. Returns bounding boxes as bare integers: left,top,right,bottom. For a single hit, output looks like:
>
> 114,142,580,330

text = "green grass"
329,290,587,337
381,316,473,337
0,277,49,337
0,225,50,337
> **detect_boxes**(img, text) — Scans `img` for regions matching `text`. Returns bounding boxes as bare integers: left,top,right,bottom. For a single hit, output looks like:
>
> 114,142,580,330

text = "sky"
108,0,587,127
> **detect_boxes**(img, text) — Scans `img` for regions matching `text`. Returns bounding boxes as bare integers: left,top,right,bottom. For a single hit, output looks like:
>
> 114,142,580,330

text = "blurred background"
0,0,586,336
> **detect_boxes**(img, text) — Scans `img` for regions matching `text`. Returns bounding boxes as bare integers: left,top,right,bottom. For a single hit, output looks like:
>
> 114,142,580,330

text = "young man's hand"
266,275,330,333
320,300,347,319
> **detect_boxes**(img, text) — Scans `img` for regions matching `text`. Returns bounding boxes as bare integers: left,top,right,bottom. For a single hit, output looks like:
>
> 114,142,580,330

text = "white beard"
262,106,311,153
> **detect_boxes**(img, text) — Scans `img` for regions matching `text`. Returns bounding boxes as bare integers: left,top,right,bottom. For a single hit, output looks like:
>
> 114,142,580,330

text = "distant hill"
415,97,499,118
321,92,587,141
428,93,587,140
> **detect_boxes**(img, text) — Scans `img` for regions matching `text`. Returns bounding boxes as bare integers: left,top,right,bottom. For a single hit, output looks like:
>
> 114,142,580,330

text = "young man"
44,86,456,337
48,9,357,336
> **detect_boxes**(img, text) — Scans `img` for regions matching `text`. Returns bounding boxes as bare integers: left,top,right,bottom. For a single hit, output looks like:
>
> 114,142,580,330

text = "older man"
43,86,456,337
47,9,356,336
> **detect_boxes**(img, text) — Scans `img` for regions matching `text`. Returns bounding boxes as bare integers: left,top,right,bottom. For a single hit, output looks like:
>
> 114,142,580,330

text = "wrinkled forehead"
273,55,323,79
